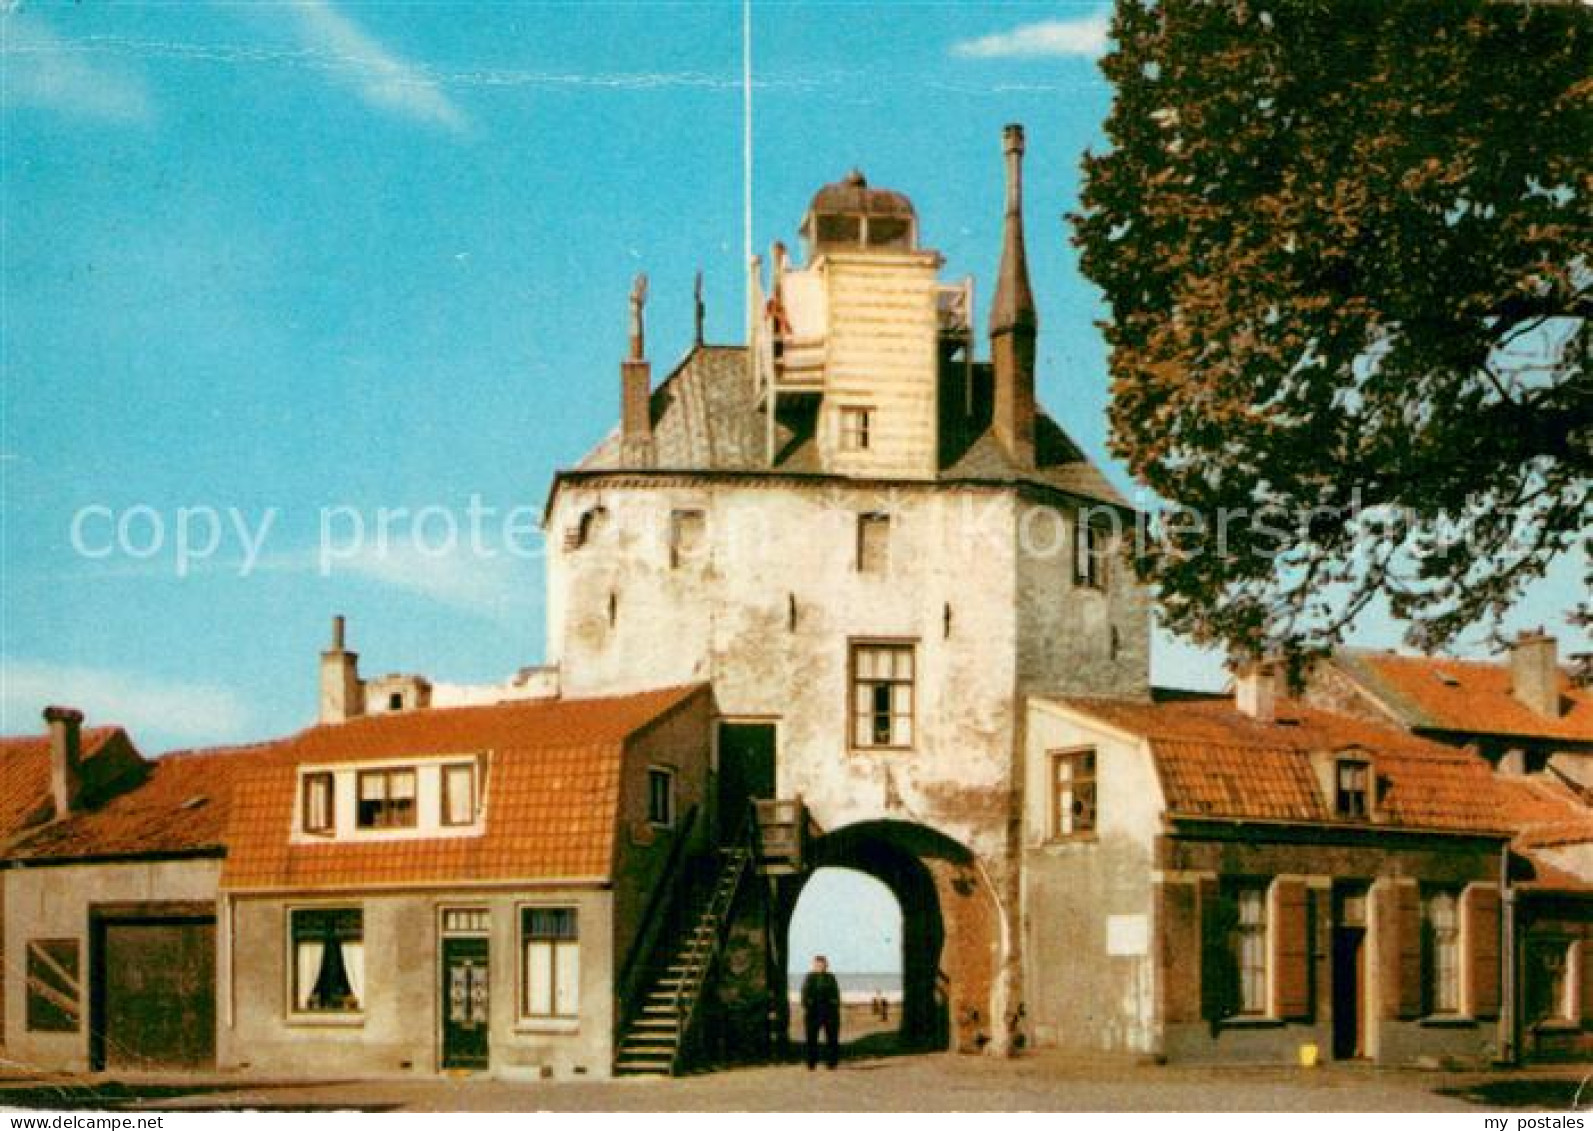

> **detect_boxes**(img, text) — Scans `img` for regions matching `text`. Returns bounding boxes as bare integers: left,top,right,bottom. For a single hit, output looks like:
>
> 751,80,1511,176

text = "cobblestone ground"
2,1052,1590,1113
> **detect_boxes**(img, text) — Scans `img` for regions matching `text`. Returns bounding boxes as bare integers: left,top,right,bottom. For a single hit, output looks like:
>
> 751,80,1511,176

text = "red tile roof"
0,727,145,843
1050,693,1518,835
1336,650,1593,743
221,686,705,892
1494,773,1593,851
5,745,248,863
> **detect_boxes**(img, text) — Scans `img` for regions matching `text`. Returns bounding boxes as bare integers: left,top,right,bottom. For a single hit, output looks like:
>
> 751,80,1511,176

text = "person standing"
800,954,841,1070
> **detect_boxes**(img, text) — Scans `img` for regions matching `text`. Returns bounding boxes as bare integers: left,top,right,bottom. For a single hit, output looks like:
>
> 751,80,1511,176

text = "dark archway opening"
786,867,904,1055
774,820,986,1056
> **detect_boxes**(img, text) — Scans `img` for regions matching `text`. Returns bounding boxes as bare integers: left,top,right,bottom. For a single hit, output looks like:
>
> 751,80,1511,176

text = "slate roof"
0,726,145,844
575,345,1127,508
220,685,705,892
1047,692,1525,835
1333,649,1593,744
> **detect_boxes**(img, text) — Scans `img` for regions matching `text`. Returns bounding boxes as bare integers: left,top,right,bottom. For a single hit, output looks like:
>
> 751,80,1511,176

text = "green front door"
441,936,490,1070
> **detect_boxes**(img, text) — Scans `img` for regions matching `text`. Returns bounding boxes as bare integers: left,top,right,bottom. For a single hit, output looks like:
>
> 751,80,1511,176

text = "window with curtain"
1424,889,1461,1014
356,768,416,829
850,642,915,749
301,771,334,835
441,763,476,827
522,908,579,1020
1525,936,1574,1023
291,908,364,1014
1235,885,1268,1015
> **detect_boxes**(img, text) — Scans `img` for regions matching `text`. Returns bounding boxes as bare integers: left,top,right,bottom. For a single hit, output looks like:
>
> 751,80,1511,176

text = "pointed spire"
621,274,654,467
989,123,1038,467
627,272,648,361
990,123,1037,335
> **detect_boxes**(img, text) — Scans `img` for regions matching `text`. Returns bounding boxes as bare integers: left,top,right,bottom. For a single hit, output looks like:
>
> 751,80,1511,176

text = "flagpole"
742,0,754,345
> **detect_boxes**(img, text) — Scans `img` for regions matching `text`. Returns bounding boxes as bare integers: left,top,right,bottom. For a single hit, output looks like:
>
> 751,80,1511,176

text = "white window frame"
287,905,365,1024
849,640,916,750
519,906,581,1029
1049,748,1097,839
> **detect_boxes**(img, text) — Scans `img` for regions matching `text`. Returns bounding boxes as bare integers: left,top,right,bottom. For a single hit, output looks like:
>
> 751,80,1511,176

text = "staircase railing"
668,811,758,1074
615,804,700,1043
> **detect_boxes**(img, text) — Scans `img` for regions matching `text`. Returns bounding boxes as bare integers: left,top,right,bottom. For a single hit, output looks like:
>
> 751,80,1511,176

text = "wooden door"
98,918,216,1070
441,936,490,1070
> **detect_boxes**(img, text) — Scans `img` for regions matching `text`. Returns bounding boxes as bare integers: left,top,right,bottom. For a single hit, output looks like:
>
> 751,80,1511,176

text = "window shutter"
1580,937,1593,1023
1272,880,1311,1019
1159,880,1201,1023
1462,884,1501,1018
1200,878,1237,1022
1394,884,1424,1019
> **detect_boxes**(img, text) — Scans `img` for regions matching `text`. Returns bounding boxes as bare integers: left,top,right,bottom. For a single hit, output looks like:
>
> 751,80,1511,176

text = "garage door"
98,918,216,1071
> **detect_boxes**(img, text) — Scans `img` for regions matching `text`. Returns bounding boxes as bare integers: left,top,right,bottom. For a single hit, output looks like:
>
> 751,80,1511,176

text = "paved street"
1,1051,1589,1112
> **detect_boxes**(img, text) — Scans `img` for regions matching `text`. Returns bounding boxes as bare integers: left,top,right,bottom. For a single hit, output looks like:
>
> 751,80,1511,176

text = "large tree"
1074,0,1590,666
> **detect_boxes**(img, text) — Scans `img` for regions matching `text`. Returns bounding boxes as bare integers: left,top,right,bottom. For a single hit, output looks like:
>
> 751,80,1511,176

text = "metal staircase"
613,845,752,1076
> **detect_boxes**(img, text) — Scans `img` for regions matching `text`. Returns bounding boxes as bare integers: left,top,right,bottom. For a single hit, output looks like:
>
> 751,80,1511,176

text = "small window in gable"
357,768,417,830
1335,758,1371,820
302,771,334,835
856,513,891,574
442,763,477,827
647,766,675,828
670,509,706,569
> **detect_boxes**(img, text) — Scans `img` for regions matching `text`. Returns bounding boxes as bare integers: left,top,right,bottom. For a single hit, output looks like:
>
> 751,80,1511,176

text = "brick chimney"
621,272,654,468
1234,660,1278,724
319,614,365,725
43,705,84,820
1509,629,1560,718
989,123,1037,469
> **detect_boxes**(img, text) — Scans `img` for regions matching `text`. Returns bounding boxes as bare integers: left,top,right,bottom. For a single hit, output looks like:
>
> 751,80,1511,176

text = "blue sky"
3,2,1586,971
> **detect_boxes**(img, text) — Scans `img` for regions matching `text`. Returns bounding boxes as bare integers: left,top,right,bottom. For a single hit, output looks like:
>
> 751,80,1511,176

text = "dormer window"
1335,757,1371,820
441,762,477,828
357,768,417,830
302,771,334,836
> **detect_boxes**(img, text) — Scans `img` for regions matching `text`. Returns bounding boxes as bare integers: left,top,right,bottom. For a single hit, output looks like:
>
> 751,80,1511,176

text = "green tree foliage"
1074,0,1590,665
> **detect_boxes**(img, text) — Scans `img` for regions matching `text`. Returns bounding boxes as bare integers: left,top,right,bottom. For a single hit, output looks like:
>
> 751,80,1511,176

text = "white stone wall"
548,476,1147,868
1020,701,1163,1053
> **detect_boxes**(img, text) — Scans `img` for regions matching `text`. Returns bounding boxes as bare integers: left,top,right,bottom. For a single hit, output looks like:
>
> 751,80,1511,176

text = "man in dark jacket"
800,954,841,1069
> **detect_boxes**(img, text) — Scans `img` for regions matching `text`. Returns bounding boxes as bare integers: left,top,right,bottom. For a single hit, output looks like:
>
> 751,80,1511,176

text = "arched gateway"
772,821,1001,1053
546,124,1149,1075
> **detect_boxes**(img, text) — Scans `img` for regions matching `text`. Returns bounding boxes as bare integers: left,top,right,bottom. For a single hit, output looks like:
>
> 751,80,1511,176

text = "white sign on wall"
1105,913,1149,957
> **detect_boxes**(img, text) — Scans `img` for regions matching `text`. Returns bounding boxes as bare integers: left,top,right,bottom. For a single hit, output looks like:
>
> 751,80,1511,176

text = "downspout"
1499,842,1518,1066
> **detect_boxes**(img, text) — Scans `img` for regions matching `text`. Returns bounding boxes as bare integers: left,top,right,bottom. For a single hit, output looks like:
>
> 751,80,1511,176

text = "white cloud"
951,14,1111,60
325,542,537,617
0,659,254,746
1,8,155,123
286,0,466,131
